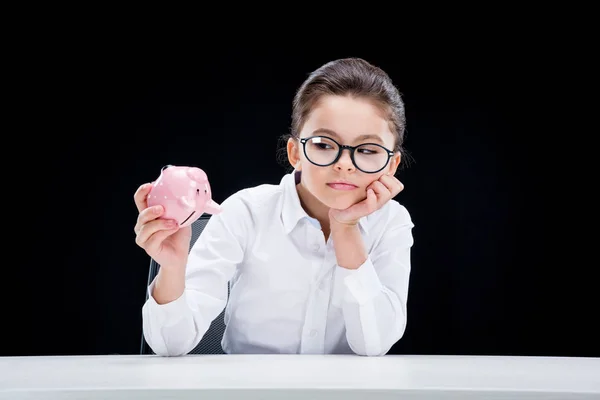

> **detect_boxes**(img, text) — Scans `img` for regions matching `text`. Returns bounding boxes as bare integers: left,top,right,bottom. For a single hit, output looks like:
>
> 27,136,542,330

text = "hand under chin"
325,192,365,211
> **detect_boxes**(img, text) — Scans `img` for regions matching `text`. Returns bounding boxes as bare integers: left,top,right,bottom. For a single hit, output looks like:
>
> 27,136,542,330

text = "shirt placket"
299,225,332,354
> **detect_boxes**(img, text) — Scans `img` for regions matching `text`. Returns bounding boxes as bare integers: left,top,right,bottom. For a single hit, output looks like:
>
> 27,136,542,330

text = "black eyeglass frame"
299,136,395,174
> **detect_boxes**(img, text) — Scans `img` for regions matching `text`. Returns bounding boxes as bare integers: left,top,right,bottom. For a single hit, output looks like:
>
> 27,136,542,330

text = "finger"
143,226,180,254
134,183,154,213
379,174,404,195
335,188,376,223
369,180,391,201
366,188,378,213
134,205,164,234
136,218,178,248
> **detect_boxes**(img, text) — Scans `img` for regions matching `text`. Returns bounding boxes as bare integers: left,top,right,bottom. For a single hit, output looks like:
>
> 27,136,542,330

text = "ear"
286,137,302,171
387,152,401,175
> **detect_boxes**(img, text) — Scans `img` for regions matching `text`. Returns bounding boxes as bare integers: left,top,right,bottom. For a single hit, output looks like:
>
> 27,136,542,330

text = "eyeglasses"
299,136,395,174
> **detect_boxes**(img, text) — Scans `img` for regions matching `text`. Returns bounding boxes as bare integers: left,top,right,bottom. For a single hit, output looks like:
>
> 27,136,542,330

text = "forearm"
143,262,227,357
152,265,186,304
339,277,407,356
331,222,367,270
143,264,203,356
331,221,407,356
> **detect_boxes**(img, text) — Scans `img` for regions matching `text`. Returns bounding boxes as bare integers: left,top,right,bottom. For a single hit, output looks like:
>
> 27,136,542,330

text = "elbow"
351,310,408,357
353,348,388,357
155,348,189,357
353,331,403,357
349,336,398,357
355,332,406,357
142,314,200,357
143,333,195,357
375,309,408,355
146,334,191,357
150,347,179,357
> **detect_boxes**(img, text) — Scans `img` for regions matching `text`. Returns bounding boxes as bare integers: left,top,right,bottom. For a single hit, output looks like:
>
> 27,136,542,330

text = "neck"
295,181,330,236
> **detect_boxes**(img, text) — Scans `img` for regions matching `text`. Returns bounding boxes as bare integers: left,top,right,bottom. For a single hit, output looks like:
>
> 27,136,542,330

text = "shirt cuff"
336,258,383,305
147,277,189,327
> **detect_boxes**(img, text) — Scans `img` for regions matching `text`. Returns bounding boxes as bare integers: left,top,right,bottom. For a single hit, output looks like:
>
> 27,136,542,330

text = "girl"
133,58,415,356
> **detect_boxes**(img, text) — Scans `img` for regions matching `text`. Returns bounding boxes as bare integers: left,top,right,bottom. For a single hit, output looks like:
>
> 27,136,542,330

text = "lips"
327,182,358,191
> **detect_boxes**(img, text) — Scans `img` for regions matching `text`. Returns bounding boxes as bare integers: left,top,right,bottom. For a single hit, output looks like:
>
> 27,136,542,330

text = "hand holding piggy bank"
146,165,222,227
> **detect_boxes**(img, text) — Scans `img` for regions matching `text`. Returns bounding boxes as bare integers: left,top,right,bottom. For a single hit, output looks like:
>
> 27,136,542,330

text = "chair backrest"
140,214,228,355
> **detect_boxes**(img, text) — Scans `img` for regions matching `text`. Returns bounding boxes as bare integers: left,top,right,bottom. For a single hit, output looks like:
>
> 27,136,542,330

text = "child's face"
289,95,401,211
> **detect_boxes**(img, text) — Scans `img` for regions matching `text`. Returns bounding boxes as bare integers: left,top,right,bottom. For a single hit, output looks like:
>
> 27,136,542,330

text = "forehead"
302,95,395,146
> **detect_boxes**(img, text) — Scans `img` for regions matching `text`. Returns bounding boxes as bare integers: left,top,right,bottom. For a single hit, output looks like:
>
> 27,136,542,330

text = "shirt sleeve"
335,203,414,356
141,193,250,356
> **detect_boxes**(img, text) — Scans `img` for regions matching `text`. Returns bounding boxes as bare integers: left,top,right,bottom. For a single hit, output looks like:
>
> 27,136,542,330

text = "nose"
334,148,355,172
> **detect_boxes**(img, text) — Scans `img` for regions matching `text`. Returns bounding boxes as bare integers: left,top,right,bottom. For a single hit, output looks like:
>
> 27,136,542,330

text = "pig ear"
186,167,207,182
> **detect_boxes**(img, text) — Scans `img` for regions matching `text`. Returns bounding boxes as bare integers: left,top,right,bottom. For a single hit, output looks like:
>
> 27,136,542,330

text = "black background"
9,41,596,359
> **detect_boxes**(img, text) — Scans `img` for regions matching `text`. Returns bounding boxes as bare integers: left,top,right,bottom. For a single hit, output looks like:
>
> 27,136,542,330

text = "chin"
320,191,363,210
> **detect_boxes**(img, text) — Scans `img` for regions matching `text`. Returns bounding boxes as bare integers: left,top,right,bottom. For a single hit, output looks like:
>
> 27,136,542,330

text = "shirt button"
312,244,320,252
309,329,318,337
319,279,329,291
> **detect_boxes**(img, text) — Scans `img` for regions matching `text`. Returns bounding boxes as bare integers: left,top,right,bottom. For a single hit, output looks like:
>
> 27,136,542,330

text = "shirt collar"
281,170,369,235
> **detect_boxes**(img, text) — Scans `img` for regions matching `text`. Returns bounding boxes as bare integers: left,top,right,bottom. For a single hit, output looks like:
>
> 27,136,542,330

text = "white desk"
0,354,598,399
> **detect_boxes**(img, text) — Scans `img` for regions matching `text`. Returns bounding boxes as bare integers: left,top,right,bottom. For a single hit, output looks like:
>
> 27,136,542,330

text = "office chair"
140,214,228,355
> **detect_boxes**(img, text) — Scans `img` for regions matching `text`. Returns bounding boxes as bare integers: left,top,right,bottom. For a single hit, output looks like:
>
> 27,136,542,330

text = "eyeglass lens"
304,136,389,172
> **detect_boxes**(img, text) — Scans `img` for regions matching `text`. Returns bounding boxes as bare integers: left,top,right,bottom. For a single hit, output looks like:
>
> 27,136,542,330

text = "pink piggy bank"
146,165,222,227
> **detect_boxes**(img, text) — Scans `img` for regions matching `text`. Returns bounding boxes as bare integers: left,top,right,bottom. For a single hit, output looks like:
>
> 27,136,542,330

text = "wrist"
157,263,186,282
161,261,185,270
330,222,366,270
154,265,186,304
330,218,359,232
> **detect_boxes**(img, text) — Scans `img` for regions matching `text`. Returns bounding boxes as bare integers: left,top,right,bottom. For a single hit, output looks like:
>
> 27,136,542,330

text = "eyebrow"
311,128,385,145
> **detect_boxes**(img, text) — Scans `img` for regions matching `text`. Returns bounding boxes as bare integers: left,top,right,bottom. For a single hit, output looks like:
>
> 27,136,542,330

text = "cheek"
354,174,382,193
366,173,386,187
301,165,325,188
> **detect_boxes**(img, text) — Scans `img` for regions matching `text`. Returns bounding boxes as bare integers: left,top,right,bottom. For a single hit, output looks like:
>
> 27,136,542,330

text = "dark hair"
278,57,411,170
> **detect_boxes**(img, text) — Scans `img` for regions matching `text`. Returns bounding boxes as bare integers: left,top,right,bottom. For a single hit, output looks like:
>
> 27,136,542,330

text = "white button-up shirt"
142,170,415,356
